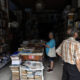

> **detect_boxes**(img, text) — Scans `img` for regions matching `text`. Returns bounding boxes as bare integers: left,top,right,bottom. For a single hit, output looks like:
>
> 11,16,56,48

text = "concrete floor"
0,61,63,80
0,65,11,80
44,61,63,80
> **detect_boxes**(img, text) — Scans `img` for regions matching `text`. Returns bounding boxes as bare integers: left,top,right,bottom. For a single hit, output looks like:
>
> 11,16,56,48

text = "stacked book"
10,54,21,80
11,56,21,65
20,61,44,80
10,66,20,80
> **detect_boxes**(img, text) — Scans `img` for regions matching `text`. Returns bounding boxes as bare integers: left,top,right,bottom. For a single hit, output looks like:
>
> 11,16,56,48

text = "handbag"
48,47,56,57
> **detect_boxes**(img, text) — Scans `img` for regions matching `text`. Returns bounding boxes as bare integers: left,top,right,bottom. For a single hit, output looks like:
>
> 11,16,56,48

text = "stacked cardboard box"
10,66,20,80
10,55,21,80
12,71,20,80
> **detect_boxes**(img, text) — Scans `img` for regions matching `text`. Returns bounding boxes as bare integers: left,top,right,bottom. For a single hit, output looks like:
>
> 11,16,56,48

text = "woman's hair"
49,32,54,36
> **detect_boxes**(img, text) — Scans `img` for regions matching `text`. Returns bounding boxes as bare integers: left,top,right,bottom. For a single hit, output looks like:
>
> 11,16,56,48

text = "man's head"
69,28,78,39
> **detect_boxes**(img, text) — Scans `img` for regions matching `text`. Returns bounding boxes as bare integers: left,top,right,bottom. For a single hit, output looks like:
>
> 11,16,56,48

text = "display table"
10,40,44,80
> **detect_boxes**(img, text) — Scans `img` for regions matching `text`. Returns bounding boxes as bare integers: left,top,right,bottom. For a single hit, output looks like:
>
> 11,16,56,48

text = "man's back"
56,37,80,64
56,28,80,80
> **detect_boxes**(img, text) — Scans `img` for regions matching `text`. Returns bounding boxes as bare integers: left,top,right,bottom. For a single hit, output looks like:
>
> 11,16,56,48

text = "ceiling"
11,0,69,10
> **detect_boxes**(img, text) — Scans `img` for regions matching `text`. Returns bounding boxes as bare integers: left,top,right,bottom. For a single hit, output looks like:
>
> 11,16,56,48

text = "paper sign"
28,56,34,59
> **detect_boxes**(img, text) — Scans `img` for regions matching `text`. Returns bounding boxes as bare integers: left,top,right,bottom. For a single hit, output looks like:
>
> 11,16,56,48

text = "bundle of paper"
11,56,20,60
21,69,27,75
11,56,21,65
12,59,21,65
27,72,35,79
23,61,43,70
35,71,42,80
21,75,27,80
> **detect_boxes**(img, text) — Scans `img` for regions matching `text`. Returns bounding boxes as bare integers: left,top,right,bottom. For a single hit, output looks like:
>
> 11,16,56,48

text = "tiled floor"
0,61,63,80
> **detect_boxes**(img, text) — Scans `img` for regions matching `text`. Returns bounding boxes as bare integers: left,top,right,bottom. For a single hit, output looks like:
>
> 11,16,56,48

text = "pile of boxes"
10,65,20,80
10,55,21,80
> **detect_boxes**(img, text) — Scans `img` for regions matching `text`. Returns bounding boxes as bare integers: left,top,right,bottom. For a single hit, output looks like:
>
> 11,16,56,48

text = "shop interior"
0,0,80,80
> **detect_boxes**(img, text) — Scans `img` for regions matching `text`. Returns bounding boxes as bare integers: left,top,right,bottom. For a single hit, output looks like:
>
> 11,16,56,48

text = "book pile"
11,56,21,65
20,61,44,80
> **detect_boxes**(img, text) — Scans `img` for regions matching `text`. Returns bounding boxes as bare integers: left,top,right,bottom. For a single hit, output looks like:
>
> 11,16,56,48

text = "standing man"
56,28,80,80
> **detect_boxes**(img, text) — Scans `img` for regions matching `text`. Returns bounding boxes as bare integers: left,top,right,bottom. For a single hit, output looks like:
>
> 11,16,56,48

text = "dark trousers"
62,62,80,80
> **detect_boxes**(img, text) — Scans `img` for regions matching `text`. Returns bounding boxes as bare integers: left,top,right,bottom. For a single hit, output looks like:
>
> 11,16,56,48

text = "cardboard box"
12,72,20,80
12,71,19,76
12,75,19,80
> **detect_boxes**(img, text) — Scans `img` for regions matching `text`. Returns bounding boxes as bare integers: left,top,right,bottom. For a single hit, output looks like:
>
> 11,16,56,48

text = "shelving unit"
0,0,10,69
